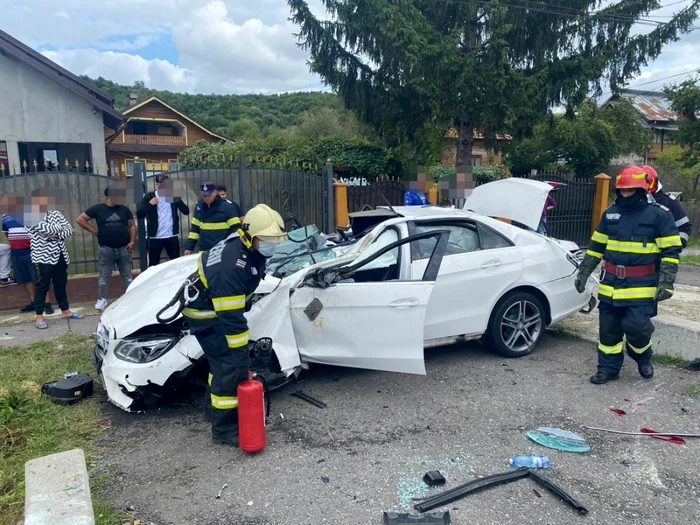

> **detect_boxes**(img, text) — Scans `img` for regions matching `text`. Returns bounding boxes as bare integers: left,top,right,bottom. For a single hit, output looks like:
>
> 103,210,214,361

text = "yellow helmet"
243,204,287,242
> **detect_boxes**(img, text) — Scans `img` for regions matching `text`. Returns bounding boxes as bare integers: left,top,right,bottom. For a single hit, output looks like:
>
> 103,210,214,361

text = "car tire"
486,291,545,358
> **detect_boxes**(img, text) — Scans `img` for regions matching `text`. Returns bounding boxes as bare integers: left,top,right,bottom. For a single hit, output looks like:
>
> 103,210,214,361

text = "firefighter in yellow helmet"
182,204,287,445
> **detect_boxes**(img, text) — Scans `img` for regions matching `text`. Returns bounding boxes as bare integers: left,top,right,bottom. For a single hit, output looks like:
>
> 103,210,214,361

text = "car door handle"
389,298,420,308
481,259,503,269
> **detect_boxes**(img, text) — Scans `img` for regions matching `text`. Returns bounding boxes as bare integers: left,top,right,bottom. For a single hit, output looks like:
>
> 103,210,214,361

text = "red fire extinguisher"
237,371,269,453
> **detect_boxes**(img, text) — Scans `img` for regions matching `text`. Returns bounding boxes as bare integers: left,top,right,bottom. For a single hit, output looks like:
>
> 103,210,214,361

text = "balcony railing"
123,134,186,146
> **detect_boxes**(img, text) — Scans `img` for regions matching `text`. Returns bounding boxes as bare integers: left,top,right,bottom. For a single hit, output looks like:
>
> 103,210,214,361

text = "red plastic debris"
640,428,686,445
636,403,644,406
624,398,632,402
610,408,627,416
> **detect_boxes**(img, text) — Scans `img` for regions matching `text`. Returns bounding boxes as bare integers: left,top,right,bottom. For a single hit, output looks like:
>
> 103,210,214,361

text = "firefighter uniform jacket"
183,232,265,351
587,200,682,307
652,191,692,248
184,195,241,252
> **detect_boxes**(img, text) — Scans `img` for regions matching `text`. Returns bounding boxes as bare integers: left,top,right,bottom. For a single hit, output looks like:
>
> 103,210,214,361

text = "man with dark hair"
215,184,244,222
137,174,190,266
76,186,136,310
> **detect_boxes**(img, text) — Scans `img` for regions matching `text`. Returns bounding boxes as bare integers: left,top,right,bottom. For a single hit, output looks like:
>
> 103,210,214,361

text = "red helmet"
615,165,649,190
640,164,659,193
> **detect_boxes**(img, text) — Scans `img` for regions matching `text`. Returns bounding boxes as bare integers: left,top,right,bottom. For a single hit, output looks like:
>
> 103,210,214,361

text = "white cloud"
41,49,198,93
1,0,698,96
171,0,320,93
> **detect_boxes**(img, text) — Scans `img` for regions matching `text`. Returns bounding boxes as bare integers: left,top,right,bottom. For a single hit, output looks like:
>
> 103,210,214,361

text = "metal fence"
346,179,406,212
513,173,596,247
0,156,331,275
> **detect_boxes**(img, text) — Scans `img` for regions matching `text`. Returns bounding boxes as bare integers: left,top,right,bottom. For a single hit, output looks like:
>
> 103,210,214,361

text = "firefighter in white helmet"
182,204,287,445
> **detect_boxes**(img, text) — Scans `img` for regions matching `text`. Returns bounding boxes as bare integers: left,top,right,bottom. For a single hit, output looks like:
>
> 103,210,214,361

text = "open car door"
289,230,450,375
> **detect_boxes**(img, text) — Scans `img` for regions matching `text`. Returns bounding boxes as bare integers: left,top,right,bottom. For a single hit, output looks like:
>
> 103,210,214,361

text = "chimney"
129,93,138,107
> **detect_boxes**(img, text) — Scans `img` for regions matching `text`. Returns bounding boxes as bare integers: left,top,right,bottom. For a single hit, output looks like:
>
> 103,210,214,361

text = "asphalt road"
94,334,700,525
677,264,700,287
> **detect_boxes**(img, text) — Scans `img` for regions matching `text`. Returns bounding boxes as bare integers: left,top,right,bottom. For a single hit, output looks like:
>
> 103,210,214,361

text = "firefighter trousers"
597,301,655,375
190,321,250,441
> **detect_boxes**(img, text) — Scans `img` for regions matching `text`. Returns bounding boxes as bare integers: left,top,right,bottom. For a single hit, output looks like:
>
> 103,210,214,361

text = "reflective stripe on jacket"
184,195,241,252
652,191,692,248
182,232,264,351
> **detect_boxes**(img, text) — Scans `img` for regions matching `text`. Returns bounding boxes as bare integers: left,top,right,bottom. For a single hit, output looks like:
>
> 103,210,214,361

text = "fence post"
323,161,335,234
237,155,246,213
333,180,349,230
591,172,611,236
133,162,148,271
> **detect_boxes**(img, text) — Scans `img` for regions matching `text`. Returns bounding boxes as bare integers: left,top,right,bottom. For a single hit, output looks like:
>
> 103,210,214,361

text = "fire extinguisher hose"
253,372,271,419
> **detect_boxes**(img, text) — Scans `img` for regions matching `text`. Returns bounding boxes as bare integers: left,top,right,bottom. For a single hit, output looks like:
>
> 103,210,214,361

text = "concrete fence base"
24,448,94,525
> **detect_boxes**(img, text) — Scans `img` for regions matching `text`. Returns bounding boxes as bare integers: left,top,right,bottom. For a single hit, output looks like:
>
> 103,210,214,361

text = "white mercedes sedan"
94,179,595,412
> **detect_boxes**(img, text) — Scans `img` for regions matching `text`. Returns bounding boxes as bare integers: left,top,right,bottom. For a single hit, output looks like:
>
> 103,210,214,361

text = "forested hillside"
84,76,341,138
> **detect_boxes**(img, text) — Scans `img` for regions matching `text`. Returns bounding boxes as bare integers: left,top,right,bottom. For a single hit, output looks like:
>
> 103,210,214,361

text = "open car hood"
101,255,280,338
463,178,552,231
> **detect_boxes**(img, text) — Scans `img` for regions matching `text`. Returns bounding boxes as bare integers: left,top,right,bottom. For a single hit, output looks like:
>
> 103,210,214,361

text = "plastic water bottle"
509,454,550,469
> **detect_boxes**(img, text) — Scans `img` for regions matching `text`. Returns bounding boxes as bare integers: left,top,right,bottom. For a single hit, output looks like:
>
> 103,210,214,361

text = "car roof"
379,205,479,220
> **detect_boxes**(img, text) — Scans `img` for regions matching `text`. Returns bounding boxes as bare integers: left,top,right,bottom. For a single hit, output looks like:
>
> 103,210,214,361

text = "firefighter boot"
638,361,654,379
590,371,620,384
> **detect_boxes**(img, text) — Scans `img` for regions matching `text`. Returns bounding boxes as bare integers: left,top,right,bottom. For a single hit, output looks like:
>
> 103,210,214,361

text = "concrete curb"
24,448,94,525
553,284,700,362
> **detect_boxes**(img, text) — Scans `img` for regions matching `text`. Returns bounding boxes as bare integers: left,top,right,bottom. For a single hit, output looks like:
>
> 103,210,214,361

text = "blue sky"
1,0,698,96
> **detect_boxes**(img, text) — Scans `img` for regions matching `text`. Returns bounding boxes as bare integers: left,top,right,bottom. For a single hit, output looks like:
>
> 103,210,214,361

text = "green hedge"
179,137,402,179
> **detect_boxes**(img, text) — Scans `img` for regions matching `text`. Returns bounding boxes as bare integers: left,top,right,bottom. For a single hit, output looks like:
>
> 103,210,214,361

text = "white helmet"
243,204,287,242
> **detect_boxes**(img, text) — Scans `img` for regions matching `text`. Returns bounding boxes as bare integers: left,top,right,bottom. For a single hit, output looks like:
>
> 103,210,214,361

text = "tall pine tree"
287,0,700,168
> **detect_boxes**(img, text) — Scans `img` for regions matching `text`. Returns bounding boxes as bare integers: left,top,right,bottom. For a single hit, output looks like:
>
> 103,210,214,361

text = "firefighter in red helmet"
573,166,682,384
641,164,692,249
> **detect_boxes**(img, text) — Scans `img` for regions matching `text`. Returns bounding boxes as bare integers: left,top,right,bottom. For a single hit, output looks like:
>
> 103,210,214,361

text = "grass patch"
681,254,700,267
687,236,700,248
0,333,124,525
652,354,690,367
684,383,700,397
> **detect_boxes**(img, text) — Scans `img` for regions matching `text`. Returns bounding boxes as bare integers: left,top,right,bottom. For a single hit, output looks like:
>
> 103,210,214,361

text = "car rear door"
288,230,449,375
408,219,524,340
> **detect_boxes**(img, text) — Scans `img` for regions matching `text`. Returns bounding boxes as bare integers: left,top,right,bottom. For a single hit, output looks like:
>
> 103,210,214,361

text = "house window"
472,156,482,166
169,160,179,172
654,130,664,144
0,141,8,174
125,159,146,177
109,160,117,177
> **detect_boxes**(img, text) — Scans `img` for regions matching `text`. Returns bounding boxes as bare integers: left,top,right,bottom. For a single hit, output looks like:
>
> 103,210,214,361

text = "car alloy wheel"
487,292,545,358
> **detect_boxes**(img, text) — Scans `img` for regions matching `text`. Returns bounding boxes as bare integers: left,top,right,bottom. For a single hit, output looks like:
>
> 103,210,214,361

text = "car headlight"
113,335,178,363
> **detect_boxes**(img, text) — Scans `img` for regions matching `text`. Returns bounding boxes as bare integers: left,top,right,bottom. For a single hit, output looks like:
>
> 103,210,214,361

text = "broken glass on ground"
525,426,591,453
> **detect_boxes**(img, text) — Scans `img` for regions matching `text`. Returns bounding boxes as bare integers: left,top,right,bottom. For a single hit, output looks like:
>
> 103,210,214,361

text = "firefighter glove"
655,261,679,302
574,253,600,294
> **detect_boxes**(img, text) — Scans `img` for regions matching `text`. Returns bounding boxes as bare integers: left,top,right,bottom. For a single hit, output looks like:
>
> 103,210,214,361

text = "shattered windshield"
265,225,340,278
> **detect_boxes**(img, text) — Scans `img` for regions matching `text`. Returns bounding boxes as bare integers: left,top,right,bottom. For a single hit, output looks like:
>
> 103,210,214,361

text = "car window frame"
407,220,478,261
476,222,515,251
351,225,402,278
407,219,515,261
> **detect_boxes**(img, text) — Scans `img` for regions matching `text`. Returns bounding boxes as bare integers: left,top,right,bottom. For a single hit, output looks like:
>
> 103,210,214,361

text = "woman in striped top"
28,189,83,329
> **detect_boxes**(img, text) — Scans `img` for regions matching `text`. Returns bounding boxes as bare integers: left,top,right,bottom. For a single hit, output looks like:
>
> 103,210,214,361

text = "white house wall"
0,52,108,172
